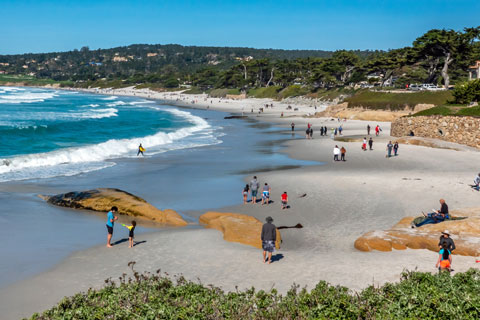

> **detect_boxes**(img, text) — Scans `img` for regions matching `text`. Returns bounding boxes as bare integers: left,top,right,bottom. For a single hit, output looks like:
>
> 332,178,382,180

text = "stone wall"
391,115,480,148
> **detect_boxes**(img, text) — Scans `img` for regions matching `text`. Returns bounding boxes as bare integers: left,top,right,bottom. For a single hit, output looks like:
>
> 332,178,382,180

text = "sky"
1,0,479,55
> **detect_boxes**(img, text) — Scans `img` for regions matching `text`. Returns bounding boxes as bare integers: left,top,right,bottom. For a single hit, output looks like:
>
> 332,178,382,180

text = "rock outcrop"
40,188,187,227
200,212,281,249
355,209,480,256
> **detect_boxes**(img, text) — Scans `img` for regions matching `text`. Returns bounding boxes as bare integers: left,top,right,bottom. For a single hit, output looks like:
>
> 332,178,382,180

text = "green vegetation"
345,90,453,110
30,267,480,319
0,27,479,96
452,79,480,104
411,104,480,117
208,88,241,97
412,105,456,116
0,74,61,86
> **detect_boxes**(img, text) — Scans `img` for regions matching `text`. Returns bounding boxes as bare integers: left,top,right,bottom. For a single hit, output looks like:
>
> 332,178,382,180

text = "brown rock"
354,208,480,256
40,188,187,227
200,212,281,249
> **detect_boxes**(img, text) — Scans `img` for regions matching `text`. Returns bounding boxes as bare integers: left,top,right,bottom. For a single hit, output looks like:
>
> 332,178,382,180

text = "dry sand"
1,89,480,319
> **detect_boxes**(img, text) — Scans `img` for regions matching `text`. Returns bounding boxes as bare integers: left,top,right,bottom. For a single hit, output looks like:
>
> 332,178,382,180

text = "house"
469,61,480,80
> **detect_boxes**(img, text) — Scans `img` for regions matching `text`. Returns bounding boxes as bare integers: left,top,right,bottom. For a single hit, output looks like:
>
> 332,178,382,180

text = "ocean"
0,86,220,182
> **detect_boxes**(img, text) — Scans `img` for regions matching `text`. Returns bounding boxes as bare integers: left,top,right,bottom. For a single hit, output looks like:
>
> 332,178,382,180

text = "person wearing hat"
438,230,455,252
261,216,277,264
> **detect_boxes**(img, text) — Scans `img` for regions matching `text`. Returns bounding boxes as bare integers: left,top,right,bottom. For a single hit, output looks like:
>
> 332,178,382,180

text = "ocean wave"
81,104,100,108
79,108,118,119
106,101,128,107
101,96,118,100
0,108,219,181
0,91,58,104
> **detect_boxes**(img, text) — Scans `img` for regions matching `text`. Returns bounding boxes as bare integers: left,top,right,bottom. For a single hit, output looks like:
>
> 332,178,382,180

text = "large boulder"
199,212,281,249
354,209,480,256
40,188,187,227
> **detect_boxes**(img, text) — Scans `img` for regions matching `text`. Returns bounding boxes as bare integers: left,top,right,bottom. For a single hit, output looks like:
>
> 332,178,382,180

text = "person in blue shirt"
106,206,118,247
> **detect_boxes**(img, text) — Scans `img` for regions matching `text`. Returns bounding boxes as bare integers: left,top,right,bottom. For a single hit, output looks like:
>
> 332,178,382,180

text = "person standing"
375,125,380,136
438,230,455,252
436,242,452,272
393,141,399,156
243,184,250,204
339,125,343,135
334,128,338,136
320,126,324,136
368,137,373,150
261,216,277,264
340,146,346,161
250,176,259,204
281,192,288,209
333,145,340,161
362,137,367,151
386,141,393,157
324,126,327,137
106,206,118,248
367,124,371,135
309,126,313,139
262,183,271,205
291,122,295,132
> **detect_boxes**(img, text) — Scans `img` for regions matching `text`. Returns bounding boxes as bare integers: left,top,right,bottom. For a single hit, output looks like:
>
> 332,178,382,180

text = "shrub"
30,266,480,319
452,80,480,104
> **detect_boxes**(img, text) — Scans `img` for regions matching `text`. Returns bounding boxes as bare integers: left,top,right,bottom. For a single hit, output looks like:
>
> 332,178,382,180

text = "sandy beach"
1,88,479,319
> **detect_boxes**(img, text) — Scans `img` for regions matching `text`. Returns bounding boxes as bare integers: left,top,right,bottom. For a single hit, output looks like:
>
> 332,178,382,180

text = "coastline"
1,86,480,319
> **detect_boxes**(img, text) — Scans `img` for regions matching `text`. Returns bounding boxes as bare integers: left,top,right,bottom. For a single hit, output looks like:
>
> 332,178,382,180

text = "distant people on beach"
106,206,119,248
243,184,250,204
250,176,259,204
368,137,373,150
262,183,271,205
367,124,371,135
473,173,480,190
123,220,136,248
333,145,340,161
414,199,449,228
436,242,452,272
375,125,381,136
324,126,327,136
338,125,343,135
137,143,145,156
393,141,399,156
320,126,324,136
261,216,277,264
291,122,295,132
334,128,338,136
281,191,288,209
309,126,313,139
340,146,346,161
362,137,367,151
386,141,393,157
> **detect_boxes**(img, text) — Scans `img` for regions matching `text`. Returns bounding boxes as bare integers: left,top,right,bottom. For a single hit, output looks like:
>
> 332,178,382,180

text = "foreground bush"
30,265,480,319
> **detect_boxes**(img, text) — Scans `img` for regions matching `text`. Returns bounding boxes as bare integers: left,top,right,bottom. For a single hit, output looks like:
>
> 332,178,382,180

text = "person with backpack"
436,242,452,272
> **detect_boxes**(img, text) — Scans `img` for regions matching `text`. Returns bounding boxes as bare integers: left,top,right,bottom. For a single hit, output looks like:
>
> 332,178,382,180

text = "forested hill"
0,44,379,81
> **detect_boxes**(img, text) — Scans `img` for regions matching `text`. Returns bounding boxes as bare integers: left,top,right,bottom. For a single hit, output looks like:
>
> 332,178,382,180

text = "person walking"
243,184,250,204
320,126,324,136
250,176,259,204
339,125,343,135
375,125,380,136
368,137,373,150
333,145,340,161
137,143,145,156
393,141,399,156
340,146,346,161
261,216,277,264
334,128,338,136
324,126,327,137
436,242,452,272
106,206,119,248
362,137,367,151
367,124,371,135
262,183,271,205
309,126,313,139
291,122,295,132
438,230,455,252
386,141,393,158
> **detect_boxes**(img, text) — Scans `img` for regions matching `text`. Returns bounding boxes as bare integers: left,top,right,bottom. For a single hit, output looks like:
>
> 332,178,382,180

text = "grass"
345,90,453,111
209,88,241,97
30,266,480,319
306,88,358,101
183,86,209,94
247,86,282,99
412,104,480,117
0,74,65,86
278,85,310,99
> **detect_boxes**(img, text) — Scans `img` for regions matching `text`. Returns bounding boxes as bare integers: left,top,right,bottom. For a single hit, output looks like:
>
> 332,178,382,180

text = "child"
243,184,249,204
123,221,137,248
281,192,288,209
436,242,452,272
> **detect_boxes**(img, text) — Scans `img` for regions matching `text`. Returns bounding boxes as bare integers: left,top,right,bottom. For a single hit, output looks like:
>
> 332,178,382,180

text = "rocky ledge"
200,212,282,249
40,188,187,227
354,208,480,256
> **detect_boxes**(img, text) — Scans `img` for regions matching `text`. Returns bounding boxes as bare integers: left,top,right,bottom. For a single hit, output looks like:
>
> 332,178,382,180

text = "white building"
469,61,480,80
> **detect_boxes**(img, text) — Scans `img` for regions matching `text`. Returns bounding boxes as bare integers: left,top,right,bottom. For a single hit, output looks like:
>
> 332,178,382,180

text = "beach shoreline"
1,86,480,319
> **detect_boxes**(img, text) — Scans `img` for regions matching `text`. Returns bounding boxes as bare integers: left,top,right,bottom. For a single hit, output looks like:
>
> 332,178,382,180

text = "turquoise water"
0,87,220,181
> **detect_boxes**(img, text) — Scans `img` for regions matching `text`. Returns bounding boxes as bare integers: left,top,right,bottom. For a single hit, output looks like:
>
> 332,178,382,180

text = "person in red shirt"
281,192,288,209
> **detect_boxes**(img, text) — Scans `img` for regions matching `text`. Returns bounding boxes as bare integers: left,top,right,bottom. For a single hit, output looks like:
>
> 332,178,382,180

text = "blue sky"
1,0,479,54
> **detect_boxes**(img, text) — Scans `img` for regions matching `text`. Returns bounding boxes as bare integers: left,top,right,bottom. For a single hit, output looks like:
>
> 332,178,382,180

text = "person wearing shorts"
106,206,118,247
281,192,288,209
261,216,277,264
250,176,259,204
262,183,271,205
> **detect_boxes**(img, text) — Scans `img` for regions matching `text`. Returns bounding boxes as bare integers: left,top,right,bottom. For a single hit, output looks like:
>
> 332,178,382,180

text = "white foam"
0,91,58,104
101,96,118,100
0,107,221,182
81,104,100,108
106,101,128,107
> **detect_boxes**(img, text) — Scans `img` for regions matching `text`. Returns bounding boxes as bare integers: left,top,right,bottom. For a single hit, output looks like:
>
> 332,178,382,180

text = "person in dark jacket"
438,230,455,252
261,216,277,264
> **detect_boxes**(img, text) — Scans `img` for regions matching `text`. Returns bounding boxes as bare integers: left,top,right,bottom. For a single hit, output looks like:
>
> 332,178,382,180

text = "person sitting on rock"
436,242,452,272
414,199,449,228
